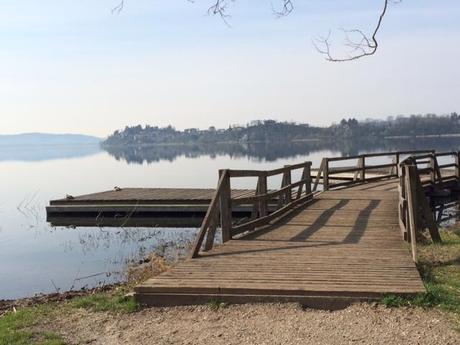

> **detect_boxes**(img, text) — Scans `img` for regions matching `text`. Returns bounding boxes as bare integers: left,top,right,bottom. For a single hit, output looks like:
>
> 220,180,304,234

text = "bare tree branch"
314,0,401,62
272,0,294,18
113,0,401,62
207,0,234,27
112,0,124,14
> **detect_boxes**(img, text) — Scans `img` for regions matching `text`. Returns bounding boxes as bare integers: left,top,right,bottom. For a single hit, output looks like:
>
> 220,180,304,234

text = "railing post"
296,162,311,199
324,159,329,191
405,164,418,262
398,161,408,240
392,152,400,176
257,173,268,217
360,156,366,182
219,169,232,242
312,159,325,192
204,211,219,251
284,165,292,203
305,163,312,195
429,153,436,184
456,151,460,180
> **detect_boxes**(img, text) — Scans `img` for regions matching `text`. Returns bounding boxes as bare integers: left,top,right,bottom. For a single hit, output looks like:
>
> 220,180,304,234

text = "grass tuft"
71,290,139,313
0,305,65,345
381,228,460,320
207,299,227,311
381,294,408,308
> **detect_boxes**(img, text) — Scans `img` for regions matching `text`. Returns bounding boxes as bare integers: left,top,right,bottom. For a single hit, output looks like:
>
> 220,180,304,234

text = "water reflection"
102,137,460,164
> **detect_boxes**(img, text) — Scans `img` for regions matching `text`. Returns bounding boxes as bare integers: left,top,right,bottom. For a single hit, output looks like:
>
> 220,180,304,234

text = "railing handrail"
190,161,313,258
228,161,311,178
317,150,455,191
325,150,434,162
231,178,310,206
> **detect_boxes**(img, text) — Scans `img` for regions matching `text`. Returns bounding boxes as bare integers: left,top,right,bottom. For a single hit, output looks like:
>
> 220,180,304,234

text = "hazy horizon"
3,110,460,138
1,0,459,136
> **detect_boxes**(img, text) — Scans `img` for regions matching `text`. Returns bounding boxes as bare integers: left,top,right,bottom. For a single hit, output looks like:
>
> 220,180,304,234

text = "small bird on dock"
66,194,74,200
114,186,122,192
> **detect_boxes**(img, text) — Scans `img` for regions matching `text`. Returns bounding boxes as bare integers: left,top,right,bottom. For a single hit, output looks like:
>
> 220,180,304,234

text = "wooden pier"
46,170,390,227
135,150,460,308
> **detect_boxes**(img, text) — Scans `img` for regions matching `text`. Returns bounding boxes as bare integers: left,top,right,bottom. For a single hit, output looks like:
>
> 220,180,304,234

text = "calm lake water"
1,138,459,300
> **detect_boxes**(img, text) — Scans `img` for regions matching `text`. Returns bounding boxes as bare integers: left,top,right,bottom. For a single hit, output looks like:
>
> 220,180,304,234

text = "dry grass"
125,253,170,287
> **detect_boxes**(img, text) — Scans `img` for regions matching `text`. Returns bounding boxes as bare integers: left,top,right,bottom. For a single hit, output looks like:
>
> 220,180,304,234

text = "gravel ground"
49,303,459,345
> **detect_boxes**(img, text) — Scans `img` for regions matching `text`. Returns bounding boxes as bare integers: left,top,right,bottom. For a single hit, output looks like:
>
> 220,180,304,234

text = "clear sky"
1,0,459,137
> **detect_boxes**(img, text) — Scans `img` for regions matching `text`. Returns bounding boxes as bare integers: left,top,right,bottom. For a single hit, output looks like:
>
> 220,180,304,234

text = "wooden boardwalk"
135,178,425,307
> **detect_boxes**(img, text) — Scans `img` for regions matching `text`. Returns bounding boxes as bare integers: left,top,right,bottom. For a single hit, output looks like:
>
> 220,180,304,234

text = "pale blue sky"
1,0,459,136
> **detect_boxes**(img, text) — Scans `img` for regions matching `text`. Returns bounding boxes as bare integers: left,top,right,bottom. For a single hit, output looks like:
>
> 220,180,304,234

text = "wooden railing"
397,151,460,261
398,158,442,261
313,150,435,191
190,161,313,258
190,150,460,260
409,151,460,187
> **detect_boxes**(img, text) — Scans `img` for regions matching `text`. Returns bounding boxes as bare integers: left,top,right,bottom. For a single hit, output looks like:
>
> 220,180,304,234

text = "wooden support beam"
360,156,366,182
284,166,292,203
398,162,408,240
257,174,268,217
429,154,436,184
203,211,219,251
324,159,329,191
305,164,312,195
189,171,228,258
277,172,286,209
416,185,442,243
219,169,232,242
456,151,460,180
405,164,418,262
312,159,325,192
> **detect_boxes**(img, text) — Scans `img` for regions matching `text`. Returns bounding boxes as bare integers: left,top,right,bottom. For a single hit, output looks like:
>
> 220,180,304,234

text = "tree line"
102,113,460,147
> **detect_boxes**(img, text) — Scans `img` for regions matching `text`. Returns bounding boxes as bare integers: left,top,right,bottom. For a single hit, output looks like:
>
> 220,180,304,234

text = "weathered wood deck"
46,188,265,227
135,178,425,308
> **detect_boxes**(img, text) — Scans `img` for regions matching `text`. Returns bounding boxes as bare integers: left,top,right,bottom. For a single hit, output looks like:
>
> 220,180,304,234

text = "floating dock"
47,188,264,227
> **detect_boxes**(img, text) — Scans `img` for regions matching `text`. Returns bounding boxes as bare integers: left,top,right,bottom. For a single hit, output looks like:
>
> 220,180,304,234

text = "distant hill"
0,133,101,146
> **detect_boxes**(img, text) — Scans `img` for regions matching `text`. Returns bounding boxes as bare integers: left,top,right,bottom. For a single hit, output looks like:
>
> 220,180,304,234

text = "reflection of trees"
102,138,460,164
103,141,330,164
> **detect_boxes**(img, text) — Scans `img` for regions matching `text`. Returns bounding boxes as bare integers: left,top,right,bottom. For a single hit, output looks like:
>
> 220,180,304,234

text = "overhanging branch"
314,0,401,62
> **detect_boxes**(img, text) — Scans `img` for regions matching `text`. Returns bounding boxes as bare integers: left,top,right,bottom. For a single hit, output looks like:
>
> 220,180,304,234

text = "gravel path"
52,303,459,345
